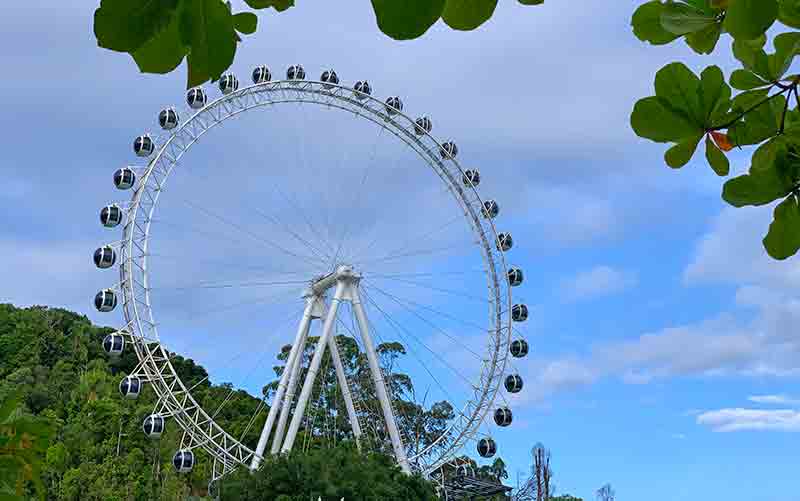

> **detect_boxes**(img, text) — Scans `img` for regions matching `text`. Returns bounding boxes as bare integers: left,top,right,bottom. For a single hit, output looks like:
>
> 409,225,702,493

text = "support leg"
250,296,316,470
352,290,412,474
281,281,346,453
327,332,363,449
270,324,307,454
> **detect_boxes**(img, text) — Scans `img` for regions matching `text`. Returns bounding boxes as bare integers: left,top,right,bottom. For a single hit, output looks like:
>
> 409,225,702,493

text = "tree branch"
711,85,794,131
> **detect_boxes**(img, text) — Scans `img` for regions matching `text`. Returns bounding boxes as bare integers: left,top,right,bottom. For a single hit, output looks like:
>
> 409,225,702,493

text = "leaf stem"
711,85,794,131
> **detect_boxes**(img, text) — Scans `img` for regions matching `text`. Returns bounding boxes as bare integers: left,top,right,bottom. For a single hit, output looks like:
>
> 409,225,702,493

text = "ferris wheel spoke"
360,287,475,392
176,196,329,270
363,276,490,304
351,177,460,266
352,213,464,267
246,201,334,265
149,253,319,277
361,276,491,332
329,124,389,268
354,243,474,270
203,308,303,430
365,270,485,279
175,286,299,321
269,183,338,265
358,288,476,429
359,282,485,359
152,278,309,291
289,101,340,257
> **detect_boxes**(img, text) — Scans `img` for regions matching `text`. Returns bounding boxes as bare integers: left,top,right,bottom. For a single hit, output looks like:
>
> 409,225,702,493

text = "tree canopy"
219,444,437,500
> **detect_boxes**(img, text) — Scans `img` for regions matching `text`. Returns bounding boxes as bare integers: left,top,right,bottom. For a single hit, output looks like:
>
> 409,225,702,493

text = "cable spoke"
364,276,490,303
153,278,309,291
362,282,484,359
177,196,329,269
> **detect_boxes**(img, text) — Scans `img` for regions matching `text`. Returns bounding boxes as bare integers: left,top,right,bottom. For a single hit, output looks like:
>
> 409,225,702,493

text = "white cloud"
516,306,800,404
696,408,800,432
559,265,637,301
684,207,800,290
748,395,800,406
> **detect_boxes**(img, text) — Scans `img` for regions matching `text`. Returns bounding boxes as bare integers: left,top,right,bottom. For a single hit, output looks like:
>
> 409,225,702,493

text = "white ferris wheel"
92,63,530,489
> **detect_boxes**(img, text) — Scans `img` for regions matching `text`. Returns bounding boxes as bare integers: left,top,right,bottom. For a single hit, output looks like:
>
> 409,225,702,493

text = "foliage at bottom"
220,445,437,500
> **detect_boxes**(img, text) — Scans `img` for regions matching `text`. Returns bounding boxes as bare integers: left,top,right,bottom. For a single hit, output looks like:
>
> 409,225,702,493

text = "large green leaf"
722,151,797,206
371,0,446,40
132,5,186,74
631,97,701,142
699,65,731,125
728,94,786,145
752,137,787,171
441,0,498,31
764,194,800,259
733,38,772,81
233,12,258,34
729,69,770,90
779,0,800,28
770,31,800,78
724,0,778,40
632,1,680,45
655,62,702,124
180,0,237,87
94,0,179,52
665,133,704,168
705,135,730,175
660,2,717,35
684,21,722,54
243,0,293,10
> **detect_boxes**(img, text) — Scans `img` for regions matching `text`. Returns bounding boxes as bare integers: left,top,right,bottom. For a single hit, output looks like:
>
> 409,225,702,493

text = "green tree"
0,391,53,500
631,0,800,259
91,0,546,88
220,444,437,500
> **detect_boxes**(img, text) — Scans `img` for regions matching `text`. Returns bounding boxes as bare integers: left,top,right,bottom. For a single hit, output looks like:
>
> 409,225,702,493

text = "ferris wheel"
92,63,530,487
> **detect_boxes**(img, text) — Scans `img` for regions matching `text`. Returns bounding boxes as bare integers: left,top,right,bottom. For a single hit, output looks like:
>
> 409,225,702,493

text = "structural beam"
352,290,412,474
281,281,346,453
250,294,319,470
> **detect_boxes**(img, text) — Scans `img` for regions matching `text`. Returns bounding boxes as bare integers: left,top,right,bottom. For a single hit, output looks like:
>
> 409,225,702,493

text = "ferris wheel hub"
309,264,359,295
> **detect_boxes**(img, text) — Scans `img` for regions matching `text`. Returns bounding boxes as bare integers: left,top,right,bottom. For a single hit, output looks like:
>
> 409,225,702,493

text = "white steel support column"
270,314,310,454
327,333,363,449
281,280,346,453
250,293,319,470
352,290,412,474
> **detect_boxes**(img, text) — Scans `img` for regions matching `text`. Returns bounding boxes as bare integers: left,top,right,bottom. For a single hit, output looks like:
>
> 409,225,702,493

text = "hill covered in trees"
0,303,265,499
0,304,592,500
0,304,489,500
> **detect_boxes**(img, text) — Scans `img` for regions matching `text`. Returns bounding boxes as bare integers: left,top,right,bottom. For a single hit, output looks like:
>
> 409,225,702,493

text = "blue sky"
3,1,800,500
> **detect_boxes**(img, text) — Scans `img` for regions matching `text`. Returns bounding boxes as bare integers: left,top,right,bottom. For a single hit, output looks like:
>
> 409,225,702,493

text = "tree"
595,483,615,501
91,0,546,88
0,391,53,500
550,497,583,501
631,0,800,260
262,334,454,463
219,443,437,500
514,443,554,501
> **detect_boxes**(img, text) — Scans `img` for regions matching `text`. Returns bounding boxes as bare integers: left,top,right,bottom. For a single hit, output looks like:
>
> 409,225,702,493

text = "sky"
2,1,800,500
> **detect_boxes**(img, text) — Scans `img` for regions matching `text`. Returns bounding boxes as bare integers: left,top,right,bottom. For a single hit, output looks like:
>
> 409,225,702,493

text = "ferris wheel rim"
115,76,515,477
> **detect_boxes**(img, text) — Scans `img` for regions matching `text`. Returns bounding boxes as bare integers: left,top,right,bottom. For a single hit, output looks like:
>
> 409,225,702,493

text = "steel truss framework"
113,77,515,482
